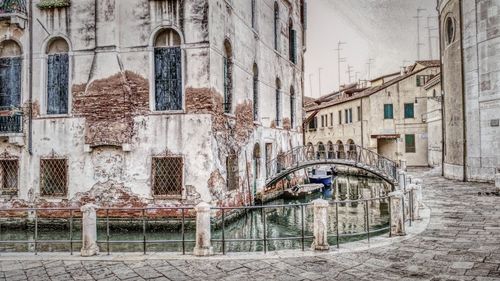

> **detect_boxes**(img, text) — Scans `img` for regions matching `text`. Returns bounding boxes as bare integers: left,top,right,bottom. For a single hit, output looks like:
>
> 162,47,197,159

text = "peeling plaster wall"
0,0,305,207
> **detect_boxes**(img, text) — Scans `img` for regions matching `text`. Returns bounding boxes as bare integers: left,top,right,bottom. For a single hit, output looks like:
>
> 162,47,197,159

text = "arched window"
154,28,183,111
290,86,295,128
336,140,345,159
46,38,69,115
0,40,22,110
327,141,334,159
275,78,281,127
317,142,326,159
288,18,296,63
223,40,233,113
347,139,356,160
274,2,279,51
445,16,455,46
253,63,259,121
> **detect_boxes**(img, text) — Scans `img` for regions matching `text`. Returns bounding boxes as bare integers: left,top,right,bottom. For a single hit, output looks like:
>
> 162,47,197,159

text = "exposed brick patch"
72,71,149,147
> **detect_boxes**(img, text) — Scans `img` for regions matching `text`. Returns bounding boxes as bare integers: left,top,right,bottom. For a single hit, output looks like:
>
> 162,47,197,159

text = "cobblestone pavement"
1,172,499,281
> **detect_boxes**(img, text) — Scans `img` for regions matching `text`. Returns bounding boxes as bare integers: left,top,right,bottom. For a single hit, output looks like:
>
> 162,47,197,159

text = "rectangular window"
404,103,415,119
226,154,239,191
152,157,183,197
338,110,342,124
345,109,349,124
40,158,68,197
0,159,18,196
155,47,183,111
265,143,272,177
324,114,328,127
349,108,353,123
416,75,430,87
384,104,394,119
47,54,69,114
357,106,361,121
405,134,416,153
321,115,324,127
330,113,333,126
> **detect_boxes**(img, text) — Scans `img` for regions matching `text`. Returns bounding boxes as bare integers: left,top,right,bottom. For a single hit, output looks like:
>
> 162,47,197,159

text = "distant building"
0,0,307,207
305,61,440,167
438,0,500,182
423,74,442,168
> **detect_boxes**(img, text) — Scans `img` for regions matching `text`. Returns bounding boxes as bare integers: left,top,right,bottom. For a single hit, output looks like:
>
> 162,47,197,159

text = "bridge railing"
265,144,398,183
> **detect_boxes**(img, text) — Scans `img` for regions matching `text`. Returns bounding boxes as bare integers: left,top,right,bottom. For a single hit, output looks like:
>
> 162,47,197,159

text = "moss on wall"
37,0,70,10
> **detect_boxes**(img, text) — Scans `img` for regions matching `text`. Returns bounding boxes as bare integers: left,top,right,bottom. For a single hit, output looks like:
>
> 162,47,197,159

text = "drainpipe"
437,1,445,177
458,0,467,182
28,0,33,155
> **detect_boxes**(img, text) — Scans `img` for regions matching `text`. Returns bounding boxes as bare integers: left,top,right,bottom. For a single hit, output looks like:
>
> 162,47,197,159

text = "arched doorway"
336,140,345,159
306,142,315,160
347,139,357,160
327,141,334,159
317,142,326,159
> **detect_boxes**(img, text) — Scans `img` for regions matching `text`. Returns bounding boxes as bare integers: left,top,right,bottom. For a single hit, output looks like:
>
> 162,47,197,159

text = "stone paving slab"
1,172,499,280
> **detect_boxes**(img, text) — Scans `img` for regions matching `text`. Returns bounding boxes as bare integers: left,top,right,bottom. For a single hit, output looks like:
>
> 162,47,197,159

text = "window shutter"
155,47,182,111
303,1,307,30
0,57,22,108
47,54,69,115
290,29,297,63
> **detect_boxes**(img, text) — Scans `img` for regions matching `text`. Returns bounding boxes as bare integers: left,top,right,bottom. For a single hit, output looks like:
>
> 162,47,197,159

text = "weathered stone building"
305,61,440,167
438,0,500,182
0,0,306,208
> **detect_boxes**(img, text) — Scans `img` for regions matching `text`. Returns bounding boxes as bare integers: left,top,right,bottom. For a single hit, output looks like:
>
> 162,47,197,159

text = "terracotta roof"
369,71,400,83
305,64,440,113
415,60,441,67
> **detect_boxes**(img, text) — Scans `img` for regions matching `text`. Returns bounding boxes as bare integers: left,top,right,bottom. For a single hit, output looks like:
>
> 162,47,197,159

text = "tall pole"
345,65,354,84
308,74,314,97
318,68,323,97
334,41,346,90
426,16,437,59
414,8,426,60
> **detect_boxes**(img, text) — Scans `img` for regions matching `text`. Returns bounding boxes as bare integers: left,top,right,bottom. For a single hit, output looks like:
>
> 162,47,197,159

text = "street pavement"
1,171,499,280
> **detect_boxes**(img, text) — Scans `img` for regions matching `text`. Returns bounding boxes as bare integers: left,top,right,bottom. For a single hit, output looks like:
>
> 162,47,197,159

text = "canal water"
0,175,391,253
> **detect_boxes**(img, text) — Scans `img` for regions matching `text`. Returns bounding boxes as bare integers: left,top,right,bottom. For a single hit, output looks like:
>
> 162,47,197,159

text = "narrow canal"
0,175,391,254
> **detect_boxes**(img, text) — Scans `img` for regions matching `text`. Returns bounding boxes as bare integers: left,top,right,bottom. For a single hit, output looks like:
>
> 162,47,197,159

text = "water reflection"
0,175,391,253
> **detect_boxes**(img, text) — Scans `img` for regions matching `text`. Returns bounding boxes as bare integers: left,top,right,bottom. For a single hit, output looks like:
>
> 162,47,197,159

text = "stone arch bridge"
265,143,399,188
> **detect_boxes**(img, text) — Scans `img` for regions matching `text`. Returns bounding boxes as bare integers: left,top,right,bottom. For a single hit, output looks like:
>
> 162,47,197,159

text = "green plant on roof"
37,0,70,9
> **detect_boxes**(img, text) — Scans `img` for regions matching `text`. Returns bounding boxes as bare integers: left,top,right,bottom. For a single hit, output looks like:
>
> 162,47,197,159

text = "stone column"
413,178,423,207
399,159,407,172
193,202,213,256
81,204,99,257
389,191,406,236
408,184,420,220
311,199,330,251
398,171,406,190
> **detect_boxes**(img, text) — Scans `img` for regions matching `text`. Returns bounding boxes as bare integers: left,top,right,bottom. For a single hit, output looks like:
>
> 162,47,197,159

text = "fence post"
311,199,330,251
193,202,213,256
408,184,420,220
81,204,99,257
399,159,407,172
398,171,406,190
388,191,406,236
414,178,423,207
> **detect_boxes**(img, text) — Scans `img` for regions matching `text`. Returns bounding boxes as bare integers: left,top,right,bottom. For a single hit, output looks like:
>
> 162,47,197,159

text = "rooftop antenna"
345,65,354,84
334,41,347,90
308,73,314,97
366,58,375,80
414,8,426,60
318,68,323,98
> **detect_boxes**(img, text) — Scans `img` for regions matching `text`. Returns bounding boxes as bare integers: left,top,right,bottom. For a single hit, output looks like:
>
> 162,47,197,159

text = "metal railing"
265,144,398,186
0,0,27,15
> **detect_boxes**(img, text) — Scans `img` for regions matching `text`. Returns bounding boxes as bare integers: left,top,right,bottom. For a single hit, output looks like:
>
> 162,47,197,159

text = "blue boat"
308,174,332,187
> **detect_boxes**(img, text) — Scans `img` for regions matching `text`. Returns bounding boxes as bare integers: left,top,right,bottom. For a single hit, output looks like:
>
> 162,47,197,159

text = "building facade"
438,0,500,182
423,74,442,167
305,61,440,167
0,0,306,207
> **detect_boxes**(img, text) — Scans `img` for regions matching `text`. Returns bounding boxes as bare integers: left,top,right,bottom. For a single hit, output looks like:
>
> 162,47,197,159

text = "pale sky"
304,0,439,98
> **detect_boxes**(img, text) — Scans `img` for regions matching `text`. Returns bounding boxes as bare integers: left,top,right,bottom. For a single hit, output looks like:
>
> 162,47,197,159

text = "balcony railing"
0,0,27,16
0,108,22,133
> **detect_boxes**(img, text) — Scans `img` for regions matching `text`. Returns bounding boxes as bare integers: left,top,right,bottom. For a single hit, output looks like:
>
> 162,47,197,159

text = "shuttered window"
289,29,297,64
405,134,416,153
154,47,182,111
290,92,295,127
338,110,342,124
404,103,414,119
275,88,281,126
384,104,393,119
47,54,69,115
0,57,21,109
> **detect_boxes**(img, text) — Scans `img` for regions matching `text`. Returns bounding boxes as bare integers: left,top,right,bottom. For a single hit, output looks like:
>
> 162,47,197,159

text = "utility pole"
366,58,374,80
414,8,426,60
355,72,360,84
308,74,314,97
334,41,346,90
426,16,438,59
318,68,323,97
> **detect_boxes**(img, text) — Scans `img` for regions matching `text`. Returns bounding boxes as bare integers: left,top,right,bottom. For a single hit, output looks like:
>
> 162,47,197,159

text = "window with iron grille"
223,56,232,113
40,158,68,197
155,47,183,111
152,156,183,197
0,159,18,196
251,0,256,29
253,64,259,121
226,154,239,191
275,88,281,126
